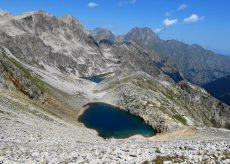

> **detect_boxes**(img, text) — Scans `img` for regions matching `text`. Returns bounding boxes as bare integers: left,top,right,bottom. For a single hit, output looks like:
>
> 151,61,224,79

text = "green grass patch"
0,52,50,95
173,114,187,125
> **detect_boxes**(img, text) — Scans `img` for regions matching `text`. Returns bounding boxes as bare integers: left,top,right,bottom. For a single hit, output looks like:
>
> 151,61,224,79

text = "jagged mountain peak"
0,10,11,17
124,27,160,45
90,27,116,43
89,26,160,45
0,10,85,37
24,10,51,16
59,15,84,29
93,27,112,32
127,27,154,34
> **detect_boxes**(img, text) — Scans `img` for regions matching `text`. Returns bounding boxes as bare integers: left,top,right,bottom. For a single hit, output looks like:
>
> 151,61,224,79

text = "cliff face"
0,11,112,77
96,72,230,132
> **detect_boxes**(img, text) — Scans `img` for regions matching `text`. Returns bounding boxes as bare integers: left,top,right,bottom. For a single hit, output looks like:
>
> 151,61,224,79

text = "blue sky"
0,0,230,55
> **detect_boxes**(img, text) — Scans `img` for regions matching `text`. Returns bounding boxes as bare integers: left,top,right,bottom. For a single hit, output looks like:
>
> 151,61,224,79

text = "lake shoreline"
78,102,156,139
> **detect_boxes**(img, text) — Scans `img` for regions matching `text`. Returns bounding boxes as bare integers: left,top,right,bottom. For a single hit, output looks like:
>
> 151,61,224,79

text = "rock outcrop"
97,72,230,132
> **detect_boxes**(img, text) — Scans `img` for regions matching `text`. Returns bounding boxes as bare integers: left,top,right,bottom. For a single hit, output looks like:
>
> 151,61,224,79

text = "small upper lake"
83,75,105,83
78,103,156,139
82,72,112,83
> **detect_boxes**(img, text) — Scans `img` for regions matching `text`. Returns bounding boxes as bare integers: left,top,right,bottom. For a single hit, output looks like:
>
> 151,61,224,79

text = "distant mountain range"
90,27,230,86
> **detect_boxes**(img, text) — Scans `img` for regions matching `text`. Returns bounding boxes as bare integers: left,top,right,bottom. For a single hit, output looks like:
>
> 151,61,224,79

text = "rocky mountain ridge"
0,11,182,81
97,72,230,132
90,27,230,85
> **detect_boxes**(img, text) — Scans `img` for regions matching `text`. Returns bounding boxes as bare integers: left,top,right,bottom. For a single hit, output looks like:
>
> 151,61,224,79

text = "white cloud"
163,18,178,27
165,11,171,17
184,14,205,23
88,2,98,8
178,3,188,10
154,27,165,33
118,0,136,6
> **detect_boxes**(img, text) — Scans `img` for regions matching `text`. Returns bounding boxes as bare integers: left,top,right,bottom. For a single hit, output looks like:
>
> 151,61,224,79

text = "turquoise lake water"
78,103,156,139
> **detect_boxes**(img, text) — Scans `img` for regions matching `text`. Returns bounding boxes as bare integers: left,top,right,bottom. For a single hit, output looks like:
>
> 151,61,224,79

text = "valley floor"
0,89,230,164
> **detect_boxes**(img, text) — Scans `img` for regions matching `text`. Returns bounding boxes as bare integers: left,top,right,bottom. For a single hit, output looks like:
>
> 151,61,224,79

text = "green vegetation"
0,52,50,96
200,112,212,127
158,106,171,116
9,57,49,94
132,77,160,93
0,93,54,121
173,114,187,125
122,94,136,104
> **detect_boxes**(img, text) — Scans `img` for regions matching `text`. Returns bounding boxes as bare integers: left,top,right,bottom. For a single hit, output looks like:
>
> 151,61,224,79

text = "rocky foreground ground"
0,90,230,164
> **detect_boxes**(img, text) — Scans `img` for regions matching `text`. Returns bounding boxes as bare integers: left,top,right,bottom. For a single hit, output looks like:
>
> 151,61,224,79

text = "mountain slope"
92,27,230,86
123,27,230,85
98,40,183,82
0,11,171,80
203,75,230,105
0,10,229,132
0,11,113,77
125,27,230,85
123,27,160,45
97,72,230,132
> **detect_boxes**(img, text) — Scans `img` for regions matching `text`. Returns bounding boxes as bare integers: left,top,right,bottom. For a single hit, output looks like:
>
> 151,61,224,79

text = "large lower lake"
78,103,156,139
